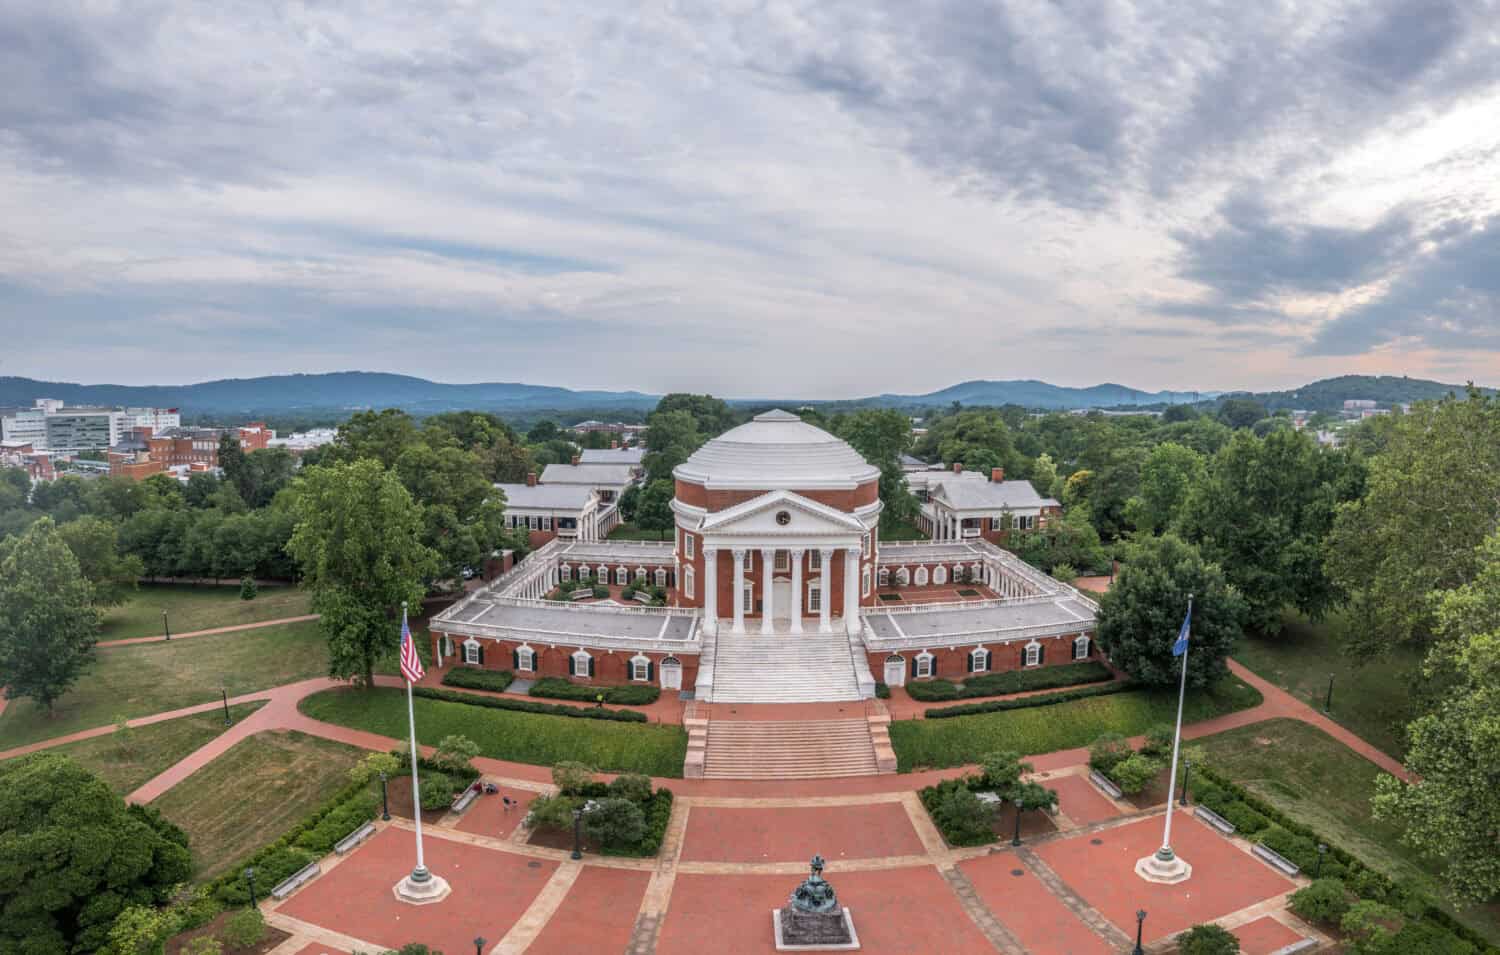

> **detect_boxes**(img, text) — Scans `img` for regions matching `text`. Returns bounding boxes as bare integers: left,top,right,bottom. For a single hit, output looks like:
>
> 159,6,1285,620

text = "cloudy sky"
3,0,1499,398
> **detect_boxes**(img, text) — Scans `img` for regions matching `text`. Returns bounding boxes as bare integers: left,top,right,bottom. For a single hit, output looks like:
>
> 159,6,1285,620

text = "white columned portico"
843,547,860,635
788,548,804,634
732,548,747,633
703,546,718,635
760,547,776,634
819,547,834,633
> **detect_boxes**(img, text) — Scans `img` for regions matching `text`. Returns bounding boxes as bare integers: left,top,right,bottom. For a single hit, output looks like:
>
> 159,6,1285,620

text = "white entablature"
696,488,872,542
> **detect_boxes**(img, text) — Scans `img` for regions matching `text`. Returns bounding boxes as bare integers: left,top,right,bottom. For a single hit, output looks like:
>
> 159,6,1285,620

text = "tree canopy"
0,517,101,714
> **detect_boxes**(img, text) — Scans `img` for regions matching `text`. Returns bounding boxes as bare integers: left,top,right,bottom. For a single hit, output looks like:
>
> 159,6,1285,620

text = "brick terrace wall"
432,631,698,688
866,630,1094,682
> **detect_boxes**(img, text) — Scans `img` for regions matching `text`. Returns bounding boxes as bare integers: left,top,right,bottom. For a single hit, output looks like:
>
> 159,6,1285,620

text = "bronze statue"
789,855,840,914
776,854,855,947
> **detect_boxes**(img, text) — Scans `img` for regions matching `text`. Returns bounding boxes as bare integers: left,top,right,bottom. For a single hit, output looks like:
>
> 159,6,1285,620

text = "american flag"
399,614,425,684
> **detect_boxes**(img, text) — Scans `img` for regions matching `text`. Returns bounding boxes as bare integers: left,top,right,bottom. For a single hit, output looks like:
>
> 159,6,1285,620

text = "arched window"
878,567,890,587
515,645,535,672
808,583,822,613
896,567,910,586
969,647,990,673
915,566,929,586
570,649,594,678
577,565,590,580
970,562,983,583
684,566,696,599
655,568,668,587
560,564,572,582
596,564,609,581
1024,641,1043,667
1073,635,1091,660
933,565,947,585
615,566,629,585
463,638,481,666
635,567,647,581
630,653,652,682
914,651,935,679
862,567,871,596
742,582,755,612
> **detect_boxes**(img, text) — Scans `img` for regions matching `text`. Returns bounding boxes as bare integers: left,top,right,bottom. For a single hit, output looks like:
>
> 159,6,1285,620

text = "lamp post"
1315,844,1327,879
1133,909,1146,955
1011,804,1024,847
1179,758,1191,807
163,610,171,642
1325,673,1335,713
571,806,584,860
220,686,232,726
473,936,487,955
244,867,257,908
379,771,391,821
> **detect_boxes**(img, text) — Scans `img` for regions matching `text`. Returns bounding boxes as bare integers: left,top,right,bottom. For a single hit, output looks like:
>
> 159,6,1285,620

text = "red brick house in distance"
430,410,1097,708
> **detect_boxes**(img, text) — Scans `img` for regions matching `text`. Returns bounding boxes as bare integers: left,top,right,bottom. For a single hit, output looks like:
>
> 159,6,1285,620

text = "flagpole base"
394,873,451,905
1135,850,1192,885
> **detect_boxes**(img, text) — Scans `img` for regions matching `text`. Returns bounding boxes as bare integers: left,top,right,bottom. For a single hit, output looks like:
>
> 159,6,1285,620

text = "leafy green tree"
1161,404,1200,424
1109,753,1164,794
978,751,1031,793
1326,391,1500,655
0,754,192,954
930,785,996,844
1123,442,1204,536
527,419,562,443
1009,780,1059,818
239,447,298,508
327,409,422,468
57,515,145,606
834,409,919,532
1216,397,1267,429
0,517,101,714
634,480,676,535
433,734,480,776
1087,446,1147,539
1176,923,1241,955
583,797,647,849
1030,452,1060,499
652,393,736,437
286,460,437,687
1095,534,1246,687
393,442,507,581
1009,507,1109,575
642,410,703,485
102,904,176,955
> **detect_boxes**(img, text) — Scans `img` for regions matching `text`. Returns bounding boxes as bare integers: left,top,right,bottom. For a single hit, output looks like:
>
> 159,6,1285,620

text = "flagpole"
403,601,430,884
1158,593,1192,862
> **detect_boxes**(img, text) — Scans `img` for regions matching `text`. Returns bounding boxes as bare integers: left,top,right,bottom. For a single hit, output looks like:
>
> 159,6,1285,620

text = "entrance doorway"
660,656,682,690
772,578,792,622
884,655,906,687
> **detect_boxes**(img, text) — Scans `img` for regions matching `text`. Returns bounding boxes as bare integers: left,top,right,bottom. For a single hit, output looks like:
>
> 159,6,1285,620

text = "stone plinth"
1135,850,1192,885
393,873,452,905
773,906,860,951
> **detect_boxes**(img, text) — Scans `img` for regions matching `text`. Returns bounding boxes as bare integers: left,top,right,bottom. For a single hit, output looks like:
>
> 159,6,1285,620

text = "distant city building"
109,421,274,480
571,420,646,436
268,427,338,453
0,399,180,454
0,441,55,482
1343,399,1378,410
907,465,1061,542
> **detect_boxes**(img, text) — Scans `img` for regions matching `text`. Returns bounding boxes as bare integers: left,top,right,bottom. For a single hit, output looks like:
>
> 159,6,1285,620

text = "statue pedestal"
393,873,451,905
772,907,860,951
1135,850,1192,885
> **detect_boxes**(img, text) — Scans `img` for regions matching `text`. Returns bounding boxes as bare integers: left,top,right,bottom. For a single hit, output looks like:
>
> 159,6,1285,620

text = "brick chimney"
571,454,581,466
526,471,537,487
991,467,1005,483
952,462,963,474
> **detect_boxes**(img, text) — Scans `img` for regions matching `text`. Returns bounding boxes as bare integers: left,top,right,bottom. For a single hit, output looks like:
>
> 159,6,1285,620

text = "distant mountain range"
0,371,1487,418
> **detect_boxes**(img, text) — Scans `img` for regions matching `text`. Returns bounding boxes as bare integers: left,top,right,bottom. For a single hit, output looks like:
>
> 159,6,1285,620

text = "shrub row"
528,677,660,706
925,679,1134,718
412,686,648,723
1195,766,1496,954
905,661,1113,701
532,777,675,857
441,668,516,693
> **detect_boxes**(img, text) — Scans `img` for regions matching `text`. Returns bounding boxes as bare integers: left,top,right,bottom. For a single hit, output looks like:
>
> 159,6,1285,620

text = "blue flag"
1172,604,1191,656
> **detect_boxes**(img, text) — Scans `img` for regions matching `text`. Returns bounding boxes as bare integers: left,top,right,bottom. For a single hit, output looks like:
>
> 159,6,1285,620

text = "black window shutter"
1038,644,1046,665
477,645,486,665
929,656,937,677
910,656,918,678
966,652,974,673
512,649,520,669
568,654,576,676
587,656,596,677
647,661,655,682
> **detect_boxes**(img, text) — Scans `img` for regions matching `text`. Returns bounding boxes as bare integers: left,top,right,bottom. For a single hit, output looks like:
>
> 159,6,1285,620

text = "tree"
1176,923,1241,955
1326,391,1500,655
1030,452,1060,499
1123,442,1204,536
1009,780,1059,817
1216,398,1267,429
1095,534,1246,687
634,480,676,535
57,515,145,606
1161,404,1200,424
217,433,248,498
239,447,297,508
0,754,192,954
835,409,919,532
651,393,736,438
103,905,176,955
433,734,480,776
583,797,647,849
0,518,101,714
393,442,507,582
286,460,437,687
642,410,703,485
979,751,1032,793
527,419,562,444
326,409,422,468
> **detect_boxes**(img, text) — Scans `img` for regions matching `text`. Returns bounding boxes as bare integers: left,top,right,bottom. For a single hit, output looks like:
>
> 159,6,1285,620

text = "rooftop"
493,482,596,510
674,409,879,490
931,478,1059,511
540,462,638,486
579,447,645,465
864,595,1096,648
438,598,698,648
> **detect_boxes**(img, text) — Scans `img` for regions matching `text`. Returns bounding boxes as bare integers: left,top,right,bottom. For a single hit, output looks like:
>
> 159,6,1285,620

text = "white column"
788,548,804,634
819,548,834,633
703,546,718,635
760,547,776,634
732,548,746,633
843,547,860,635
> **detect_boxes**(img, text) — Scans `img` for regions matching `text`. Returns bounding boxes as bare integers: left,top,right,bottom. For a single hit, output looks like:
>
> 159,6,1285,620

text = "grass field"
150,730,364,880
888,676,1262,771
0,621,327,749
1194,718,1500,946
1234,609,1420,758
606,523,671,541
101,583,313,640
21,703,266,794
299,686,689,777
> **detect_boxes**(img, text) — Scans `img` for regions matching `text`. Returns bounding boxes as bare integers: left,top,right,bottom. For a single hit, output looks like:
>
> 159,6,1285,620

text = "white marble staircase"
701,718,879,779
702,622,866,703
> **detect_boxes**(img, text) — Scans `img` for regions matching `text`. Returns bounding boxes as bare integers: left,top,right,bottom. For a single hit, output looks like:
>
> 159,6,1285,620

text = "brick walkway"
97,614,320,648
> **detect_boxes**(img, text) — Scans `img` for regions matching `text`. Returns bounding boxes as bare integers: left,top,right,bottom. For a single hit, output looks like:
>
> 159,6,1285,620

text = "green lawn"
101,583,313,641
299,686,689,777
1194,718,1500,946
606,523,672,541
889,676,1262,771
150,730,365,880
1234,608,1420,759
17,703,266,795
0,621,328,749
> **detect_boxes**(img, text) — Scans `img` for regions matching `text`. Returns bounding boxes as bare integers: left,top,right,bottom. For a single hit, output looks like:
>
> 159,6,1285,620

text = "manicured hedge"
925,679,1134,718
1196,766,1497,954
566,781,675,857
441,668,516,693
874,683,891,699
207,779,369,905
413,686,647,722
905,661,1113,702
919,777,999,847
528,677,660,706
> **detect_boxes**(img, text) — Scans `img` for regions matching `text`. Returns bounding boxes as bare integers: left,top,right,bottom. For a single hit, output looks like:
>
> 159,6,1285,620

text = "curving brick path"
97,613,321,648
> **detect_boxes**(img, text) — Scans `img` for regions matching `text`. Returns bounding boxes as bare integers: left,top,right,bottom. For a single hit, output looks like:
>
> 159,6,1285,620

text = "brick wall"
431,631,699,688
866,631,1094,682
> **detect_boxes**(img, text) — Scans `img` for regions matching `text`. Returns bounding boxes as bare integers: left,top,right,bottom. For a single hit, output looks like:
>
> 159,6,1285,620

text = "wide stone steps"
708,632,864,703
702,719,879,779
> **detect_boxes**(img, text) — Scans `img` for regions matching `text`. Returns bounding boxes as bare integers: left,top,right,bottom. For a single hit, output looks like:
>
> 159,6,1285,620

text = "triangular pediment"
700,489,865,536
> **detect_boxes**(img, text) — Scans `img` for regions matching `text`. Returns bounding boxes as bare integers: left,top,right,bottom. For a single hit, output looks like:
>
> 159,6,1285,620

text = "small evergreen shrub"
411,686,648,722
529,678,659,705
220,908,266,948
552,760,596,794
418,771,455,808
1290,878,1351,925
1221,801,1270,834
1109,753,1163,794
1088,732,1133,773
239,577,257,601
433,735,481,776
1340,900,1402,953
592,584,610,598
441,668,515,693
607,773,653,804
874,682,891,699
526,793,583,832
919,779,996,847
1256,825,1320,871
1176,923,1241,955
183,936,223,955
583,797,648,850
1141,723,1174,758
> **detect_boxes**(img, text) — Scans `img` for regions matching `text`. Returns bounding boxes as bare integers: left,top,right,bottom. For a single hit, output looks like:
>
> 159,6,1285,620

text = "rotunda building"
671,409,882,636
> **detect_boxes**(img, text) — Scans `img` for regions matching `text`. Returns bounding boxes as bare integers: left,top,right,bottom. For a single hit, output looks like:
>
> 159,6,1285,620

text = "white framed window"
463,639,481,665
616,566,629,585
863,532,871,555
560,564,572,581
630,654,651,682
655,568,668,587
896,567,910,586
635,567,647,581
862,567,871,596
571,649,593,678
1024,641,1042,667
743,550,754,570
528,515,539,530
971,562,983,582
542,515,552,530
775,550,789,572
915,566,929,586
810,550,822,571
577,565,590,580
684,533,695,559
1012,514,1036,531
517,645,535,672
933,565,948,585
742,583,755,612
808,584,822,613
684,566,695,599
596,564,608,581
878,567,890,587
915,652,934,679
970,647,990,673
1073,635,1091,660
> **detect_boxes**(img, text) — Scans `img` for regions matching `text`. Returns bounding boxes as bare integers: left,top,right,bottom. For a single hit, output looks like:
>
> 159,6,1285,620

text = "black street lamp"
244,867,257,908
1179,759,1191,806
1315,843,1328,879
379,771,391,821
473,936,487,955
1325,673,1335,713
571,806,584,860
1133,909,1146,955
1011,805,1023,847
221,686,232,726
163,610,171,642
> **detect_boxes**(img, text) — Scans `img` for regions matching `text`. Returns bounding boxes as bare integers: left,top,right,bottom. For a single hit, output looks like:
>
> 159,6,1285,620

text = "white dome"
674,409,880,490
